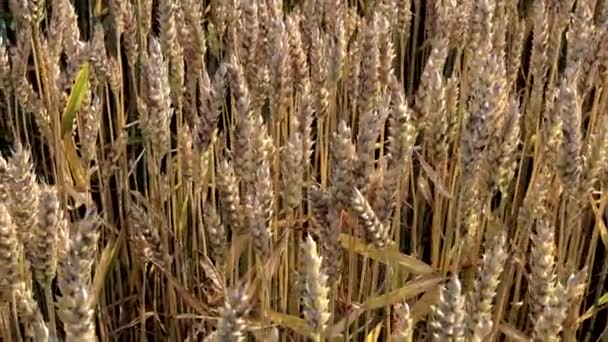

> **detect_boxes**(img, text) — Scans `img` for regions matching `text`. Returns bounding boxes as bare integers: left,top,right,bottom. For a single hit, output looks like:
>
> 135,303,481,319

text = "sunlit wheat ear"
331,120,357,212
31,185,60,288
307,185,341,284
123,1,139,69
359,13,380,117
7,142,39,246
0,36,11,90
127,203,166,267
352,187,390,248
491,99,521,194
528,219,557,324
355,104,389,196
0,156,9,204
179,124,195,184
579,115,608,194
468,233,508,340
286,13,309,93
270,19,293,116
430,276,465,341
158,0,185,109
80,92,102,164
555,70,582,191
309,26,330,119
377,77,417,224
217,160,243,234
0,204,19,300
57,210,100,342
140,37,172,158
244,191,272,260
203,203,227,267
300,235,331,337
417,9,449,152
533,268,587,342
217,287,249,342
14,281,49,341
281,120,304,210
392,302,413,341
226,55,257,186
193,66,226,153
297,83,315,165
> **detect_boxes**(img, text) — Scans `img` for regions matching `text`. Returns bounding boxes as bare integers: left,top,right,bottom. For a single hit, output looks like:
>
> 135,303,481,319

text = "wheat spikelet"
297,82,315,165
352,187,390,248
30,185,60,288
0,157,9,204
122,2,139,69
346,31,361,111
217,287,249,342
566,0,594,71
468,232,508,340
80,91,102,164
203,203,227,267
281,116,304,210
491,99,521,194
57,211,99,341
89,23,110,83
300,235,331,336
179,124,195,183
529,219,557,324
270,20,293,115
217,160,243,234
430,276,466,341
460,53,504,184
419,40,449,165
533,268,587,342
0,36,11,90
7,143,39,246
0,204,19,300
359,14,380,117
326,0,346,85
555,71,582,191
286,13,309,93
248,160,273,259
392,302,413,341
579,115,608,194
128,203,166,267
226,55,257,185
310,26,330,119
141,37,172,157
239,0,259,87
194,64,228,152
15,281,49,341
374,78,417,224
307,185,342,284
331,120,357,212
355,104,388,195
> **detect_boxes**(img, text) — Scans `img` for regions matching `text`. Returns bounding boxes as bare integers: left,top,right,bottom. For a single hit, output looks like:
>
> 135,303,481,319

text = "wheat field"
0,0,607,341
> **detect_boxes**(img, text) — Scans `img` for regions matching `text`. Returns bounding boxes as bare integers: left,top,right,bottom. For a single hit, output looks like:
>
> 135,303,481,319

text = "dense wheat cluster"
0,0,607,341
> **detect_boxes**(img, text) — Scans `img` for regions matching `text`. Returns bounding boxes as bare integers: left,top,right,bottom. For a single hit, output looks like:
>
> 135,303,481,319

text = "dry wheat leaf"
339,234,433,275
91,230,124,307
225,234,250,275
410,286,440,323
158,266,211,315
326,305,365,339
268,311,313,338
498,323,530,341
199,254,226,294
414,150,453,199
363,276,443,310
